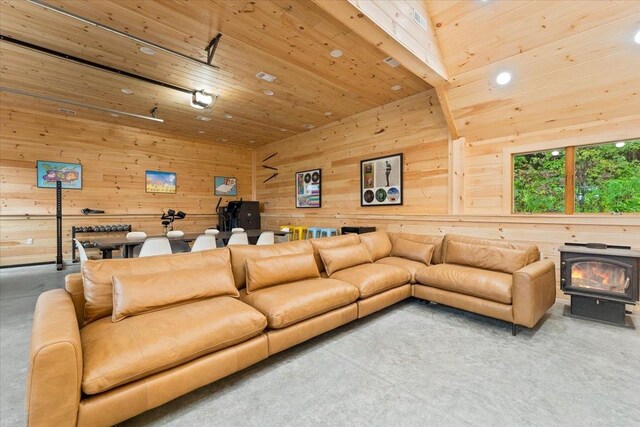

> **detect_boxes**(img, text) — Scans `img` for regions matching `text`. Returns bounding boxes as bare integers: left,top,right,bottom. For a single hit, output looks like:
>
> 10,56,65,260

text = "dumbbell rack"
71,224,131,262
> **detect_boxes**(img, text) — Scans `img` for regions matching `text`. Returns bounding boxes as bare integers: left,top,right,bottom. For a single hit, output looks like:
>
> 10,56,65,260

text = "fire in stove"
571,261,629,293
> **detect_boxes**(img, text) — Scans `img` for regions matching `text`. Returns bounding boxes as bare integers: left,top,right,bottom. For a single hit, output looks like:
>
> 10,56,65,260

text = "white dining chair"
73,238,89,267
226,232,249,246
256,231,275,246
191,235,218,252
166,230,184,237
231,227,245,233
126,231,147,240
138,237,172,257
204,228,219,236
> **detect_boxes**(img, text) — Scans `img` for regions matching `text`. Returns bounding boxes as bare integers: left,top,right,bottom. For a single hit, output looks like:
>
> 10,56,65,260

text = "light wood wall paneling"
256,90,450,217
0,106,254,265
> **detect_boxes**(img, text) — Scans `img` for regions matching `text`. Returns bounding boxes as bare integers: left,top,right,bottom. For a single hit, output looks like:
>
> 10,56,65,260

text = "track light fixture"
190,90,216,109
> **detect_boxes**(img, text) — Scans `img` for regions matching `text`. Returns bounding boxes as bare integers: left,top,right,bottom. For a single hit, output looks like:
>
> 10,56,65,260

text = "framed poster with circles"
360,153,403,206
295,169,321,208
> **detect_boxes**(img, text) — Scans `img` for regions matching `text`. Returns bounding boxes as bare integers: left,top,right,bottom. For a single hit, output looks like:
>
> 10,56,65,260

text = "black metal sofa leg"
512,323,517,336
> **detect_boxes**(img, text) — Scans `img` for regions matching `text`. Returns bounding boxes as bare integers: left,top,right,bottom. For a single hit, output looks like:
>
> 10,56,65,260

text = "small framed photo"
360,153,403,206
146,170,176,193
36,161,82,190
295,169,321,208
214,176,238,196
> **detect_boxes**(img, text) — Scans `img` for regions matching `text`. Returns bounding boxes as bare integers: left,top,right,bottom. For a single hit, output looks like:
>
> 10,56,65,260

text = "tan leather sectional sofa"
26,232,556,426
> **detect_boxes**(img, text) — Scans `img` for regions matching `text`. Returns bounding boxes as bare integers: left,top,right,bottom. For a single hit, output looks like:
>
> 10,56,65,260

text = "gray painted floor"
1,264,639,427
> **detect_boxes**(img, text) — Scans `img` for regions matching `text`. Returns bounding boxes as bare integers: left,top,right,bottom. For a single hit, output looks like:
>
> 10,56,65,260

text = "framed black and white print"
360,153,403,206
295,169,321,208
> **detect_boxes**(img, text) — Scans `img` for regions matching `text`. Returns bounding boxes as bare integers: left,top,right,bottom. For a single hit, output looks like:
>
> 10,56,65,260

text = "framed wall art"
214,176,237,196
145,170,176,193
360,153,403,206
295,168,321,208
36,160,82,190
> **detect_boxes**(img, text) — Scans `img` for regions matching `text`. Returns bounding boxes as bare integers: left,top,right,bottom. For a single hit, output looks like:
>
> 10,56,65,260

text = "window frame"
503,134,640,216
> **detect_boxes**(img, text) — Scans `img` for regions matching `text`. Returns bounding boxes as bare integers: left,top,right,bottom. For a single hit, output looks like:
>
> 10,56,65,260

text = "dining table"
92,229,290,259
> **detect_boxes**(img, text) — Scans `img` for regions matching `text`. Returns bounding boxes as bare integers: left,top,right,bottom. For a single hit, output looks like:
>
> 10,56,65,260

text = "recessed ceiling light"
140,46,155,55
249,140,255,143
121,88,134,94
615,141,626,148
263,90,274,96
635,30,640,44
551,150,560,156
220,138,228,142
496,71,512,85
196,115,211,121
198,130,205,134
303,124,315,129
110,113,119,117
324,112,333,116
391,84,402,91
223,113,233,119
256,71,277,82
280,128,288,132
330,49,343,58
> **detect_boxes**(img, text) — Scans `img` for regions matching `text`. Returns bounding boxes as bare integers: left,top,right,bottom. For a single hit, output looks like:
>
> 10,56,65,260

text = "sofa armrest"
512,260,557,328
65,273,85,328
26,289,82,427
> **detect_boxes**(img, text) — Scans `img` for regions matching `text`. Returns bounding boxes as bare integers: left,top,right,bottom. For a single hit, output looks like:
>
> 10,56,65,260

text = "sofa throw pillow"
445,241,528,274
359,231,392,261
111,264,239,322
245,253,320,294
390,238,435,266
319,243,373,276
82,248,231,325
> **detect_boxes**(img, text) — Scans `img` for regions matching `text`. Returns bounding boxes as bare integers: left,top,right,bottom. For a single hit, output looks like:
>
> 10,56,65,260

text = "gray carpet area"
1,264,639,426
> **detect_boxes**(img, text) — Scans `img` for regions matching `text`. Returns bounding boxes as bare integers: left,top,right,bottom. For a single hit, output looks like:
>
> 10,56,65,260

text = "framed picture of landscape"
36,160,83,190
295,168,321,208
145,170,176,193
360,153,403,206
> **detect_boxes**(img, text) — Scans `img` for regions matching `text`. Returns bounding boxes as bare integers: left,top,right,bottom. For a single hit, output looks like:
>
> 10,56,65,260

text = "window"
513,139,640,214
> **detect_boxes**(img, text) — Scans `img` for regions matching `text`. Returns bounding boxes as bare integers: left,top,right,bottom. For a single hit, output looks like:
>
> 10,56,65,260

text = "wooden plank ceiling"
0,0,431,146
427,0,640,142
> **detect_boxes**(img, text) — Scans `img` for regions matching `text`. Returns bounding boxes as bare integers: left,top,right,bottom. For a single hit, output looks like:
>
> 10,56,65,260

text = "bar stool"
319,227,338,238
306,227,322,239
291,226,308,240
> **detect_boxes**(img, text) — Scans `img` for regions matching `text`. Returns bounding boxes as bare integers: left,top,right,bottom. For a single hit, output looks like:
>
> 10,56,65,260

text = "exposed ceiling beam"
312,0,449,87
435,86,459,140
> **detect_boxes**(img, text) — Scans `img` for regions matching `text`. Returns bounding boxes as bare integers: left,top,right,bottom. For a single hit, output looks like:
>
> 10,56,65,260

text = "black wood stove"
560,243,639,328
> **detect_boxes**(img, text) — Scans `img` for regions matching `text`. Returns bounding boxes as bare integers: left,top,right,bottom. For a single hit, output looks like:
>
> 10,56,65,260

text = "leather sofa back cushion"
359,231,392,261
111,265,239,322
390,238,435,265
443,234,539,266
319,243,372,276
229,240,313,288
388,233,444,264
310,234,360,272
445,241,528,274
82,248,231,325
245,253,320,294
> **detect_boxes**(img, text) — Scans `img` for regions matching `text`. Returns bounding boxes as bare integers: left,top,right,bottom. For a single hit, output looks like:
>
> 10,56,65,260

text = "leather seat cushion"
330,263,411,298
240,278,359,329
375,257,429,283
415,264,513,304
80,297,267,395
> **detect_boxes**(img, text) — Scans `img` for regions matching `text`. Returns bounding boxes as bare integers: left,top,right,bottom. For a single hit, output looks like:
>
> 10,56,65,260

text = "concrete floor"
1,264,639,426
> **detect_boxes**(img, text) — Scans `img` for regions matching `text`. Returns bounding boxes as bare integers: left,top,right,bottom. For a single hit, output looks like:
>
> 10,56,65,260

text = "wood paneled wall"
0,105,253,266
256,90,450,216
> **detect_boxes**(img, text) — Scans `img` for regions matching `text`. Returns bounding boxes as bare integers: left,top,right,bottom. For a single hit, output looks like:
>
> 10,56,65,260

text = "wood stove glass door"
571,260,629,294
